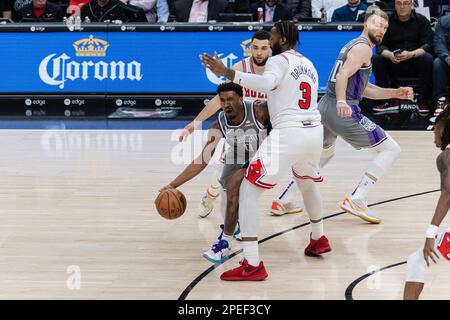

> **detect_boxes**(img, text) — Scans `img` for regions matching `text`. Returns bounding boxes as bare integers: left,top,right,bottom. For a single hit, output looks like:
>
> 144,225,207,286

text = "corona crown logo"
73,35,109,57
240,39,252,57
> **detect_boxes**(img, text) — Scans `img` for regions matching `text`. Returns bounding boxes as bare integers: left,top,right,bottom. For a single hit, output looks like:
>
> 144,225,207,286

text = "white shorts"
245,125,323,189
406,229,450,283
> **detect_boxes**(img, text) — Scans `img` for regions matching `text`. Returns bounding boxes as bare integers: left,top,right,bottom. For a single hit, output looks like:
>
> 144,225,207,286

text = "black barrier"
0,95,106,118
0,22,364,33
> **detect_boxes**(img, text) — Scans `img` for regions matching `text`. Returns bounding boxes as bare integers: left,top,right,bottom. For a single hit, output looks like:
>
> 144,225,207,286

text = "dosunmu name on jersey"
291,65,317,84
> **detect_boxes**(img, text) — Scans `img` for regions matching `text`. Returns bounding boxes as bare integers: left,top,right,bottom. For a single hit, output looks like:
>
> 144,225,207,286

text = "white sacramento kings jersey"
264,50,320,128
240,57,268,103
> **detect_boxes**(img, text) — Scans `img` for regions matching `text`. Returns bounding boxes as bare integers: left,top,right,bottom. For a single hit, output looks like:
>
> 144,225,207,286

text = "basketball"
155,188,187,220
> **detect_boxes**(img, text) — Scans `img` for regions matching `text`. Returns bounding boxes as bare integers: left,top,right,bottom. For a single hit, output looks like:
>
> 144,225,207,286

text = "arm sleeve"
434,18,449,62
233,56,288,93
131,0,157,11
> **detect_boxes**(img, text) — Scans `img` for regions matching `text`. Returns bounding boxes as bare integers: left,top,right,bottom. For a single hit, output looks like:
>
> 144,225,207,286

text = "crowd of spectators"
0,0,447,23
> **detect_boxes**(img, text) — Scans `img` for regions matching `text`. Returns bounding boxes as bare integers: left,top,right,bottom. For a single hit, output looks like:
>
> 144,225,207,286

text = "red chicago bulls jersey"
436,230,450,261
241,57,267,103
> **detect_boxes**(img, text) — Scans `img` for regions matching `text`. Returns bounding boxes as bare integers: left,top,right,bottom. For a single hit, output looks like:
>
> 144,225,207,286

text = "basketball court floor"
0,127,447,300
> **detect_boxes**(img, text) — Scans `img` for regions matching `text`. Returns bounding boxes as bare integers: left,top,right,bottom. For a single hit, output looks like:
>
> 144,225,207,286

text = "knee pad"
320,144,335,168
406,249,425,283
368,136,401,178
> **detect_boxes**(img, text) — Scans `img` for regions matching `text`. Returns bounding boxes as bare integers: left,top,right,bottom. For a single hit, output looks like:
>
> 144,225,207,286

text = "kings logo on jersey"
39,35,143,89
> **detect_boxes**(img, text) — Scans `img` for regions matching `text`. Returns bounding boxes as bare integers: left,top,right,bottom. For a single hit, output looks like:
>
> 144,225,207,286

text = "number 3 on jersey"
298,82,311,110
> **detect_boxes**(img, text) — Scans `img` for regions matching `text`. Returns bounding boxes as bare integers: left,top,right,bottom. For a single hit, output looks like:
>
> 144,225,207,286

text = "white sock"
221,233,231,245
351,173,376,200
242,241,260,266
206,184,221,200
311,220,324,240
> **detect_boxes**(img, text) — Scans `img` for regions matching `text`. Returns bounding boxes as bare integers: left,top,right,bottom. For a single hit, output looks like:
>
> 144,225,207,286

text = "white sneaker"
270,200,303,216
199,195,215,218
341,197,382,224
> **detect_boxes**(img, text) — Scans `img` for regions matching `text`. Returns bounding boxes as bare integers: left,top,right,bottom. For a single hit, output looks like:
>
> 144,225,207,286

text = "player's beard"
368,32,382,46
252,56,268,66
271,41,282,56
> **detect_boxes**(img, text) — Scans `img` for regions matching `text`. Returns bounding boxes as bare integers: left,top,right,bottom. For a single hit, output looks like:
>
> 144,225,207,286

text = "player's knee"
294,177,315,192
406,249,425,283
375,136,401,161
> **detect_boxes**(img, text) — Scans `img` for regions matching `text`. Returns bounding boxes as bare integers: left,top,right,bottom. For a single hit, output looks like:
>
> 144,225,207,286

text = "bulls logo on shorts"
437,231,450,261
245,158,275,189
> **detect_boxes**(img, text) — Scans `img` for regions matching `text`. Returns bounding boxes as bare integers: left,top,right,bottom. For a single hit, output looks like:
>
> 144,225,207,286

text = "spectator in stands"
251,0,293,22
311,0,347,21
2,0,33,21
68,0,90,17
80,0,128,21
372,0,434,115
170,0,250,22
18,0,64,21
331,0,368,21
117,0,169,22
285,0,311,21
432,14,450,111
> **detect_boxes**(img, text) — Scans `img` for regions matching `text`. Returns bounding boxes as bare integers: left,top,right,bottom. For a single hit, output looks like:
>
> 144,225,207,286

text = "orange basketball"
155,188,186,220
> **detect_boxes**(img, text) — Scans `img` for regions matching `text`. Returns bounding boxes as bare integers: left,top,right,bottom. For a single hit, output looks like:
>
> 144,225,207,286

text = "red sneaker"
304,234,332,256
220,259,268,281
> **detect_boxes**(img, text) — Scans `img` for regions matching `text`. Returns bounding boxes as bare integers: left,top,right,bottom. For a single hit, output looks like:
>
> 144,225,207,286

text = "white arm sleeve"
233,56,287,93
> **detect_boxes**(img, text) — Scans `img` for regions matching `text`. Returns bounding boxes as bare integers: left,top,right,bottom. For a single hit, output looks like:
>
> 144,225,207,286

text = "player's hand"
178,122,196,142
199,52,228,77
159,184,175,193
336,101,353,118
423,238,440,267
396,87,414,101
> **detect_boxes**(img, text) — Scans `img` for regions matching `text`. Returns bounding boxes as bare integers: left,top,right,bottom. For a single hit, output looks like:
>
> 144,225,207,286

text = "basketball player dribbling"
179,30,302,218
310,6,413,224
201,21,331,281
160,83,270,263
403,107,450,300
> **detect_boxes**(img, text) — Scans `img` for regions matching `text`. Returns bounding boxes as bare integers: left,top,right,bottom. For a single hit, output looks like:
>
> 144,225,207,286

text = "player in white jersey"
403,107,450,300
179,30,301,218
201,21,331,280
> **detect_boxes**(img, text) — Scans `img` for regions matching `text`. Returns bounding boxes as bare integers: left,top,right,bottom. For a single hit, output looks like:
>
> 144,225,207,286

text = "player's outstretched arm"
362,83,414,101
179,63,242,142
423,152,450,266
200,52,285,93
178,95,222,142
161,121,223,190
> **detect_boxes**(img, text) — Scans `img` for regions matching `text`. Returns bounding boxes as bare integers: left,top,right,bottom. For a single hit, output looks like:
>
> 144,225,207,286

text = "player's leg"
292,125,331,256
270,122,337,217
270,180,303,216
199,142,226,218
403,248,426,300
342,130,400,224
223,168,246,240
221,129,294,281
329,105,401,223
199,164,223,218
202,164,242,263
